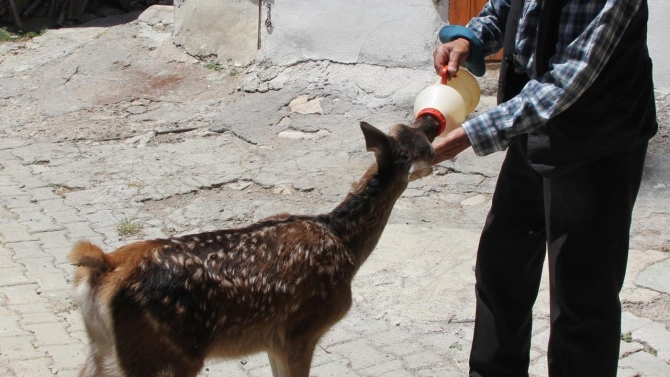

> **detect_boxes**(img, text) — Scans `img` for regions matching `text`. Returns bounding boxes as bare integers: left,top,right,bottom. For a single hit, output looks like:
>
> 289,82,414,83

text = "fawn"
69,118,442,377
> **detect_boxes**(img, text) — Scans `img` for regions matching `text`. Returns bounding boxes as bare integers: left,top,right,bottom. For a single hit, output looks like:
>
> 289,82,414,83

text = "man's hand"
433,38,471,77
432,127,471,165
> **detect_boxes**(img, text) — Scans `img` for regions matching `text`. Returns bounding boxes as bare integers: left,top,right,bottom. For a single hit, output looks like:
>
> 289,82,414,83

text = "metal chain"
265,3,273,28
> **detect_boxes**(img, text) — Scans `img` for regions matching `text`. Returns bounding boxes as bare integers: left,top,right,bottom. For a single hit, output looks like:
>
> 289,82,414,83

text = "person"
430,0,658,376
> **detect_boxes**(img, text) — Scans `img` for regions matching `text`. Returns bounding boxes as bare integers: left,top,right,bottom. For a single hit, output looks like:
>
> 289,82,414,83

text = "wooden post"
258,0,262,50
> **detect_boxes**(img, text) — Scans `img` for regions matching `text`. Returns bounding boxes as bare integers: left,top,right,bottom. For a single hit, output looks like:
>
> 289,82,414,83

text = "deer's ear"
361,122,391,158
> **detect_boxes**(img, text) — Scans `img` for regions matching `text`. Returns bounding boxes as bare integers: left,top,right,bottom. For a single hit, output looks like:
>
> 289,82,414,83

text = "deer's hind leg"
113,324,205,377
111,294,205,377
78,351,112,377
113,322,205,377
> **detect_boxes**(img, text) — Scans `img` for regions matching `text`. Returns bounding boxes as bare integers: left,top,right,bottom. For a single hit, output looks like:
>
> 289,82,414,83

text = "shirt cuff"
461,112,506,156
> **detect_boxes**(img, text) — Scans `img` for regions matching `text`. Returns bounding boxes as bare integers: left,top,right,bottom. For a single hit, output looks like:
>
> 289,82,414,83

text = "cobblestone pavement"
1,5,669,377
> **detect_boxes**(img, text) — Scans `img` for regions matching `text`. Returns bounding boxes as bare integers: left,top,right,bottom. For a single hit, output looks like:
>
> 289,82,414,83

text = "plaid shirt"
462,0,644,156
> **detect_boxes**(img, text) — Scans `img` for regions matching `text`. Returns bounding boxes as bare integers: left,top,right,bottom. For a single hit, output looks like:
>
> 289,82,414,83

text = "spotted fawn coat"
69,119,441,377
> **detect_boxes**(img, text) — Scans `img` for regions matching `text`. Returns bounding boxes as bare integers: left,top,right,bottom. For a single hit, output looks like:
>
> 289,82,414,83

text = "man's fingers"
431,127,471,164
433,45,450,74
434,45,460,77
447,59,460,77
434,145,467,164
433,39,471,76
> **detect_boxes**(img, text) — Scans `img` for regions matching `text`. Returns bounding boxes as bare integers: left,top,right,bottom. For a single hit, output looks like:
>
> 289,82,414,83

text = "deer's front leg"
285,338,321,377
268,352,289,377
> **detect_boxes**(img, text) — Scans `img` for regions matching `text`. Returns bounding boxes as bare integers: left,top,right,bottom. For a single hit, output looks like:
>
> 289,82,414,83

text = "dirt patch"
631,212,670,252
624,293,670,330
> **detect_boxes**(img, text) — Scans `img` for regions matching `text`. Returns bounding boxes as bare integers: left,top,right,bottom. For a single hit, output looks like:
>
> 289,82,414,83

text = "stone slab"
632,322,670,362
0,335,45,361
636,257,670,294
619,350,670,376
621,311,654,333
0,223,39,243
328,339,393,370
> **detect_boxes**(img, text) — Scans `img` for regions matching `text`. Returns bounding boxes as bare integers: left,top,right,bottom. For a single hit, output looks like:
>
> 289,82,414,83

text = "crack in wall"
355,17,406,65
63,66,79,86
210,127,257,145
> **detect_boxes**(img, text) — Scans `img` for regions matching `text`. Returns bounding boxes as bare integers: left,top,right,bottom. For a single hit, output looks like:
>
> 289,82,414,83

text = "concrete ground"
1,6,669,377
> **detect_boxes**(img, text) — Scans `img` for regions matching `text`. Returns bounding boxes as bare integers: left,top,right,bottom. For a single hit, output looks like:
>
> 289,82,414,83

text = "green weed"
24,29,46,39
117,217,144,237
0,29,17,42
0,28,46,43
204,62,223,71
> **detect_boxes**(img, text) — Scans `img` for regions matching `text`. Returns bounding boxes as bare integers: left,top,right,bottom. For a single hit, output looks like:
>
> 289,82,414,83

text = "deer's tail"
68,240,113,273
68,240,114,317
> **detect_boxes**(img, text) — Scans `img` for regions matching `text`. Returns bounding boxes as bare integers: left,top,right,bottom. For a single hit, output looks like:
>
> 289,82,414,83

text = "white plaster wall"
173,0,443,68
258,0,443,68
173,0,258,64
648,0,670,94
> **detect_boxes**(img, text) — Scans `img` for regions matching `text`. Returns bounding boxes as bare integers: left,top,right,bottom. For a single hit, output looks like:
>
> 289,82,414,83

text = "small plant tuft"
0,28,46,43
24,29,46,39
449,342,463,351
0,29,17,42
204,62,223,71
229,68,239,77
117,218,144,237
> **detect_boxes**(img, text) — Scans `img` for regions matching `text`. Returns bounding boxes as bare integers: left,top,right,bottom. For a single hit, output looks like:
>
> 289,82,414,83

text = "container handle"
441,66,450,85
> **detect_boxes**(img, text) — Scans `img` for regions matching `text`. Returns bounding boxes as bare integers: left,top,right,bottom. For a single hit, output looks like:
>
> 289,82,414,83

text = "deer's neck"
327,164,408,269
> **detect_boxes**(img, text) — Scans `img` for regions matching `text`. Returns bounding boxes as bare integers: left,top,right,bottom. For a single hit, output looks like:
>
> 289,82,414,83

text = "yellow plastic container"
414,67,481,137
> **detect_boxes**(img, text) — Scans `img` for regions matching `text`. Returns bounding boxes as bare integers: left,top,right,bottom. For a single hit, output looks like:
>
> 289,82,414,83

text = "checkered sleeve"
465,0,510,57
463,0,643,156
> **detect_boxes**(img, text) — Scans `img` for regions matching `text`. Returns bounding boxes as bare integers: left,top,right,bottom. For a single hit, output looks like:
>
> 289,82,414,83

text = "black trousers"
468,139,648,377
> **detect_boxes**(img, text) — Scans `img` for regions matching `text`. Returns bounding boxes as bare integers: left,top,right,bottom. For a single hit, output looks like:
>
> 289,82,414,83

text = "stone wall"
173,0,259,64
173,0,669,93
173,0,444,69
